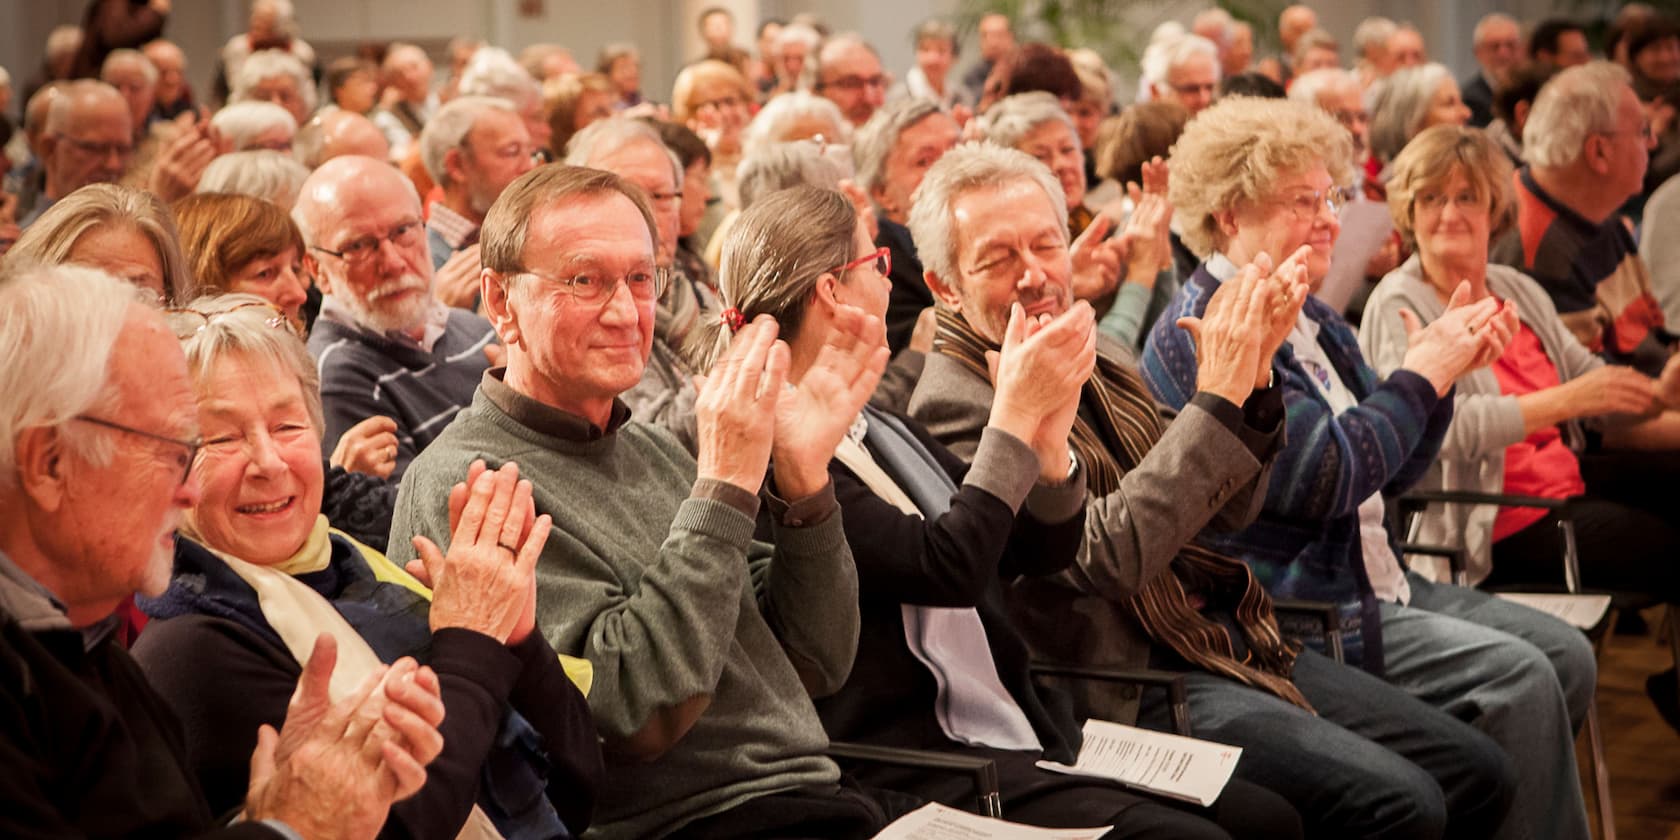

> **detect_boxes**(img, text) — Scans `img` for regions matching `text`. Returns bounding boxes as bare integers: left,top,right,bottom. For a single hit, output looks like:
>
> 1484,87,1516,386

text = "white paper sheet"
1318,200,1395,313
1495,592,1613,629
872,803,1111,840
1035,719,1242,806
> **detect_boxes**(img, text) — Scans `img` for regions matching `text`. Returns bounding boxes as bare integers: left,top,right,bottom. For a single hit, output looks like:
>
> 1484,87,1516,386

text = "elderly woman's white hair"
977,92,1076,151
196,150,311,210
563,115,682,186
851,96,944,197
211,100,298,151
742,91,850,159
1288,67,1360,108
420,95,518,188
1524,61,1633,169
1141,33,1220,90
1368,62,1452,162
1353,17,1397,60
774,23,823,56
169,292,324,433
0,263,152,481
457,46,542,109
7,182,194,304
232,49,317,115
737,140,850,209
1168,95,1355,256
907,141,1067,283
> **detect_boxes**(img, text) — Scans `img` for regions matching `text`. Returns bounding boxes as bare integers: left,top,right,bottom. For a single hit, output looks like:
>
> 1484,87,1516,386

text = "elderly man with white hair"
294,155,498,478
141,39,192,121
1493,60,1670,376
390,162,898,839
813,34,890,128
1463,14,1522,128
904,141,1517,840
99,48,156,142
1143,34,1220,116
231,49,314,126
0,261,446,837
420,95,537,286
456,47,551,153
22,79,132,228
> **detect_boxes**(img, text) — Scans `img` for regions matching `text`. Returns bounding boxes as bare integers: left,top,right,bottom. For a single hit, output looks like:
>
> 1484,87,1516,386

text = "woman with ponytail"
692,184,1303,838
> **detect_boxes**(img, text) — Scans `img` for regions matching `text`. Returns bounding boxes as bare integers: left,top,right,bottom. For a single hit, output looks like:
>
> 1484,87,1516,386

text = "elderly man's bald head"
296,109,391,169
292,154,419,246
1279,5,1319,50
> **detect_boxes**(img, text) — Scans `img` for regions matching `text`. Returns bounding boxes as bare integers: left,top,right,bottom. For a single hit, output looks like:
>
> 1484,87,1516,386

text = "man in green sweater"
390,164,897,839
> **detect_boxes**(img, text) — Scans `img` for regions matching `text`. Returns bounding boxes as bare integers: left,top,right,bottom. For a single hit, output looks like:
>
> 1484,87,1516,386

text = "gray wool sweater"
389,373,858,840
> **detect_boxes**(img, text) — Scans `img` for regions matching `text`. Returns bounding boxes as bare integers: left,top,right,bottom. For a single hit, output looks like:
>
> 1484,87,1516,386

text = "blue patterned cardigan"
1139,261,1454,673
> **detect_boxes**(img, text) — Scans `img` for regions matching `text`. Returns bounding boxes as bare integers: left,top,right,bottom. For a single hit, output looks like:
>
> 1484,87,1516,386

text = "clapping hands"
1397,281,1518,396
1177,249,1311,404
408,460,551,646
986,301,1098,483
244,634,446,840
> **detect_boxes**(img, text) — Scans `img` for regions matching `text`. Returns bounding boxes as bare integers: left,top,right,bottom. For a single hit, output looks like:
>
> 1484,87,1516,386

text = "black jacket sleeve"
833,414,1085,608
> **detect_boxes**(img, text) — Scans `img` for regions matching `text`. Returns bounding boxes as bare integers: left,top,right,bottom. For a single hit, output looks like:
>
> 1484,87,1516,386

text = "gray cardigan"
1357,255,1605,583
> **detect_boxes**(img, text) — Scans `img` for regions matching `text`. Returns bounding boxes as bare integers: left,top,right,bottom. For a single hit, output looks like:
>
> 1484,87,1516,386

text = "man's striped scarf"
934,307,1312,711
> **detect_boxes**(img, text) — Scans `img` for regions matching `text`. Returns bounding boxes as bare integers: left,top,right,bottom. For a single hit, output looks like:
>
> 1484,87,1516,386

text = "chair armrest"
826,741,1000,817
1271,598,1345,664
1400,489,1567,511
1399,542,1470,587
1029,662,1191,737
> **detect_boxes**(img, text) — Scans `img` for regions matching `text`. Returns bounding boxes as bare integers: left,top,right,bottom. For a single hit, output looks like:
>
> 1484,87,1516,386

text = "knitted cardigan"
1357,255,1609,584
1140,261,1454,671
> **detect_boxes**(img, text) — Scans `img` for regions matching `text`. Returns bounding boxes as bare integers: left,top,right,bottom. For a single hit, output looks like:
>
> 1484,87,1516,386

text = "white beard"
337,273,434,333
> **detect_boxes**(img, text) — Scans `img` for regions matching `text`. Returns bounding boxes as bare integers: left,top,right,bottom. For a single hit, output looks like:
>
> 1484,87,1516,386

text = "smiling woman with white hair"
195,149,311,211
979,92,1094,234
128,292,604,839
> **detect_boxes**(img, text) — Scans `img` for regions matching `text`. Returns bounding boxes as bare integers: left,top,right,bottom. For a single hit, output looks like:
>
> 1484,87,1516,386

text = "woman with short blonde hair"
1146,98,1596,840
1360,126,1680,725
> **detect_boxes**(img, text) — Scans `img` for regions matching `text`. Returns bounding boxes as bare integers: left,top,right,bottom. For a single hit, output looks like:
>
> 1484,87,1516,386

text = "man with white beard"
295,155,499,478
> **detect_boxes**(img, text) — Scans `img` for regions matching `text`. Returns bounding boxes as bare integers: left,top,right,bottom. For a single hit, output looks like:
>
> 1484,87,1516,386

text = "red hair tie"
721,307,746,333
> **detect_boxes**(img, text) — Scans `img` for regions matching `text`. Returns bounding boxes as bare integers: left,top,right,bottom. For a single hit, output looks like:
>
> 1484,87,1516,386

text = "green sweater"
390,378,858,839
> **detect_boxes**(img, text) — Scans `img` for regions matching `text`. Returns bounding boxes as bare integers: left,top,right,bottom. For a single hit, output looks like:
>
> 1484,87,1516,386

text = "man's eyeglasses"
165,301,303,339
55,133,135,159
310,220,424,265
72,415,200,486
516,265,671,305
693,94,748,113
1283,187,1354,221
821,74,888,93
828,246,891,278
